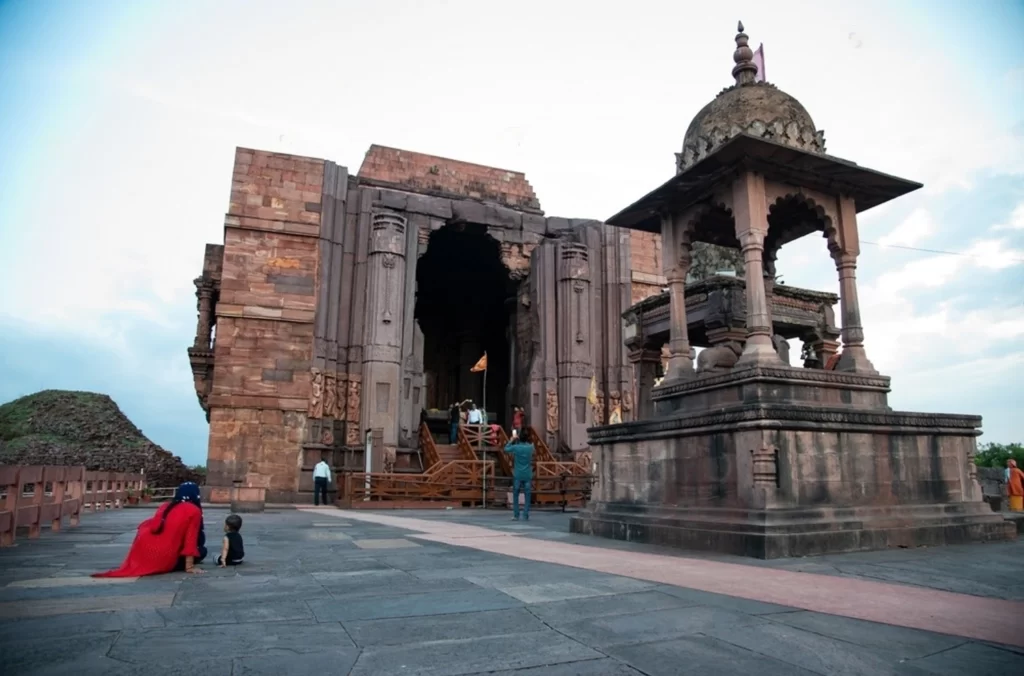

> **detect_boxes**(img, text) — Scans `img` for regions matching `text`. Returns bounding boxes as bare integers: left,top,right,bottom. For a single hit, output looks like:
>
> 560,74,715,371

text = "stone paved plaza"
1,507,1022,675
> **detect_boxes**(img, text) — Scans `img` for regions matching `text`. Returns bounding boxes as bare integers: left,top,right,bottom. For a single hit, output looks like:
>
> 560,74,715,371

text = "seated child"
216,514,245,567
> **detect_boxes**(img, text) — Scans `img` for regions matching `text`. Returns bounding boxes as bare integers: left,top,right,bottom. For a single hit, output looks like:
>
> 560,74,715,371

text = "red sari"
93,501,202,578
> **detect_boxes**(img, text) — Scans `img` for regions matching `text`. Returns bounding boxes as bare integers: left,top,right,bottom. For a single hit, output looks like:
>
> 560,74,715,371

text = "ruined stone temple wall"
630,231,664,304
205,148,325,496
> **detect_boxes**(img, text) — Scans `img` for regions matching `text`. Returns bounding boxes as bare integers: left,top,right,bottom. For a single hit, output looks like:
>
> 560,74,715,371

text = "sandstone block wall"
206,148,325,493
630,230,664,304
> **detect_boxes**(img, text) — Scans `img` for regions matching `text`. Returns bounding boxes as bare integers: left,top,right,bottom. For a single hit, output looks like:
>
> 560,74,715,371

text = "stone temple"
188,145,664,502
569,24,1016,557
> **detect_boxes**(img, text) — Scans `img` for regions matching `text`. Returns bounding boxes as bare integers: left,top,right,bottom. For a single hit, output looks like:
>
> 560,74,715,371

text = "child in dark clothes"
216,514,245,567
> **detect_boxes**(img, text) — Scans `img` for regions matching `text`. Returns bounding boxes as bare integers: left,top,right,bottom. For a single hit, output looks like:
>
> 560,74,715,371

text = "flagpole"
482,351,487,426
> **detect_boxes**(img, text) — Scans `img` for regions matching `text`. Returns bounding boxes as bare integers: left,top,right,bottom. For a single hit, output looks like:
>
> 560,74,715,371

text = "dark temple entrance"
415,224,515,425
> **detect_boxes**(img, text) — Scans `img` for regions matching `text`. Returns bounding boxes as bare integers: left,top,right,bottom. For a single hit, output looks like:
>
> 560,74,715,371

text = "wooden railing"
524,426,557,463
0,466,146,547
338,460,495,508
419,422,442,470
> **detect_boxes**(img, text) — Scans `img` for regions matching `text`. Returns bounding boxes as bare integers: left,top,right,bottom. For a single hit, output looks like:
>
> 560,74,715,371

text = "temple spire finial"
732,20,758,86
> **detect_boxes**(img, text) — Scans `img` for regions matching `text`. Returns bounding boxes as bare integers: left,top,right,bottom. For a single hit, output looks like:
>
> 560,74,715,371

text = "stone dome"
677,24,827,173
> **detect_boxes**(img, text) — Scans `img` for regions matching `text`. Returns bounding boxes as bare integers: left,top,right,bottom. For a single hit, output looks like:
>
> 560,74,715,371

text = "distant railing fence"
0,466,146,547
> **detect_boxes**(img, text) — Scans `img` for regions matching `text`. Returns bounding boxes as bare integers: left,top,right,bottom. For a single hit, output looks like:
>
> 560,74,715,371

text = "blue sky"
1,0,1022,466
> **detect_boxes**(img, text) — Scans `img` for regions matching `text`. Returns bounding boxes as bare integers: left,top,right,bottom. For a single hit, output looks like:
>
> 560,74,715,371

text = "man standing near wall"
506,434,535,521
313,455,332,507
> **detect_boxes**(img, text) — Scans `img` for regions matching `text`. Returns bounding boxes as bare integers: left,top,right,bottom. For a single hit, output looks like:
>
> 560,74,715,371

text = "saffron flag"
587,375,598,406
753,43,766,82
470,353,487,372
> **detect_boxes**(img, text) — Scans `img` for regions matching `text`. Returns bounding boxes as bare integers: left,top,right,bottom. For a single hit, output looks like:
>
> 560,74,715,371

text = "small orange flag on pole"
470,353,488,373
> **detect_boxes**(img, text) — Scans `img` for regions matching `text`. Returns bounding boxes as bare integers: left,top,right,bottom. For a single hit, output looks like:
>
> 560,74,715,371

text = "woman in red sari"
93,482,206,577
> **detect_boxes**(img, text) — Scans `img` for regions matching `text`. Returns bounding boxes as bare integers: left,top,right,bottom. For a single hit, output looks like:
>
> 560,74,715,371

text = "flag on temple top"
753,43,766,82
470,353,487,372
587,375,598,406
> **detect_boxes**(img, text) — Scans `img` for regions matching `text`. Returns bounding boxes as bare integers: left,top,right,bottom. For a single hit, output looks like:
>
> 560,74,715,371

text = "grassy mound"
0,390,200,487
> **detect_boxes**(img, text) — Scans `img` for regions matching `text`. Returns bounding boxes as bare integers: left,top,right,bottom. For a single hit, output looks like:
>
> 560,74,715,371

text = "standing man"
467,403,483,425
505,435,535,521
313,454,332,506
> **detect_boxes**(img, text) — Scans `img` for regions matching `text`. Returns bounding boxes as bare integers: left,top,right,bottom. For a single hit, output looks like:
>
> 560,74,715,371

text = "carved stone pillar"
660,212,695,383
193,278,214,349
732,172,783,366
830,195,876,374
361,207,407,447
557,242,591,451
833,252,876,374
628,347,661,420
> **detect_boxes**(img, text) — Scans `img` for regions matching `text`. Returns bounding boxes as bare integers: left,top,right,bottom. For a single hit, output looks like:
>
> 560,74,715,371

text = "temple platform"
571,366,1017,559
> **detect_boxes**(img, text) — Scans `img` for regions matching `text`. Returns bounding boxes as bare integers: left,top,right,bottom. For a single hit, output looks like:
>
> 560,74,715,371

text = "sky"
1,0,1022,466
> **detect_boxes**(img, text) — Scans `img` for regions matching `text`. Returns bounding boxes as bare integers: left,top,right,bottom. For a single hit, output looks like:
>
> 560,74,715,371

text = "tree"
973,442,1024,468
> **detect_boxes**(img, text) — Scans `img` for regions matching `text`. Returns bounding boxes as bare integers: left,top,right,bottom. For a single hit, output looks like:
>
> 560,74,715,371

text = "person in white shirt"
312,456,332,506
467,403,482,425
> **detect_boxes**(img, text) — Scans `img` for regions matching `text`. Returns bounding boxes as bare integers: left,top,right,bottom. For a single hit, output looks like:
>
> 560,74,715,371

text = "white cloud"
877,208,934,248
992,203,1024,232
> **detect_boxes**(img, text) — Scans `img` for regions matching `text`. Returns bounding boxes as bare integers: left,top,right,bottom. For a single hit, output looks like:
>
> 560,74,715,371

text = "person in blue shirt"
505,432,535,521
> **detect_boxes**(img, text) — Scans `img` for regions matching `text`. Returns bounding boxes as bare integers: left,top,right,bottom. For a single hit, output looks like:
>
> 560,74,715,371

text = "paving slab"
606,634,819,676
343,607,547,647
308,587,523,622
350,631,602,676
3,506,1021,675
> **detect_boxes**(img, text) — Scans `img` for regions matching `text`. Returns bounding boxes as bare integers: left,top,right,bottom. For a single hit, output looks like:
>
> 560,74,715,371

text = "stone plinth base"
583,367,1015,558
203,485,266,512
570,503,1015,559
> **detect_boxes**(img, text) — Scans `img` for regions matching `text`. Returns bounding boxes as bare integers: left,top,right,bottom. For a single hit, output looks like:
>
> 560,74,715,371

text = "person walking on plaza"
313,455,332,506
505,432,535,521
1006,459,1024,512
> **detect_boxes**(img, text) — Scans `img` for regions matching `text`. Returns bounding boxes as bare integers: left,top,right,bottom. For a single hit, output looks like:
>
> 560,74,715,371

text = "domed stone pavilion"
570,23,1015,558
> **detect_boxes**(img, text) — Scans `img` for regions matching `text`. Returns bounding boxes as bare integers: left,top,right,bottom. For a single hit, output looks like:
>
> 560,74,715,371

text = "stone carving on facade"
321,428,334,446
545,389,559,433
383,446,397,474
621,390,633,415
752,445,778,488
309,368,324,419
346,425,360,446
679,114,827,172
771,334,790,365
592,390,605,426
500,242,532,280
696,342,743,374
346,380,361,423
576,450,593,471
323,372,338,420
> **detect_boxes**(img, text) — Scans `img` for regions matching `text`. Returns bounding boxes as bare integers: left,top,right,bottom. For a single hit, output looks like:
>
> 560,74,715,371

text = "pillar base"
836,347,878,375
734,334,785,368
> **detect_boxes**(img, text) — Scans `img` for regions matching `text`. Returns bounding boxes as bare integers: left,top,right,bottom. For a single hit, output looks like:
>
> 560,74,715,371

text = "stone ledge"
207,394,308,411
224,214,320,238
651,365,892,400
570,503,1015,558
588,403,983,444
215,304,315,323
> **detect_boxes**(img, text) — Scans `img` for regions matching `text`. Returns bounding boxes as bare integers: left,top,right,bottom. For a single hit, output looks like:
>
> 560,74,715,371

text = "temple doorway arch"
415,224,515,425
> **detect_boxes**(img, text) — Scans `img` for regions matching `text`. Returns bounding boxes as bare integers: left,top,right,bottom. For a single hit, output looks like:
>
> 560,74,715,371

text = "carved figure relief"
309,368,324,419
592,390,605,426
500,242,531,280
336,375,348,420
697,342,743,374
545,389,559,433
346,380,361,423
576,450,593,471
608,390,622,425
771,334,790,365
320,428,334,446
323,372,337,420
346,424,360,446
383,446,397,474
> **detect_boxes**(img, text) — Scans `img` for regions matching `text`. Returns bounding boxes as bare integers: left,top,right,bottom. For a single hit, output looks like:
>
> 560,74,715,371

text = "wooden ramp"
337,423,593,510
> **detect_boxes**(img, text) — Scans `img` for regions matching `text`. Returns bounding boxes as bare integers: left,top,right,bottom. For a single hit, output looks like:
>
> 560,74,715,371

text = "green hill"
0,390,200,487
